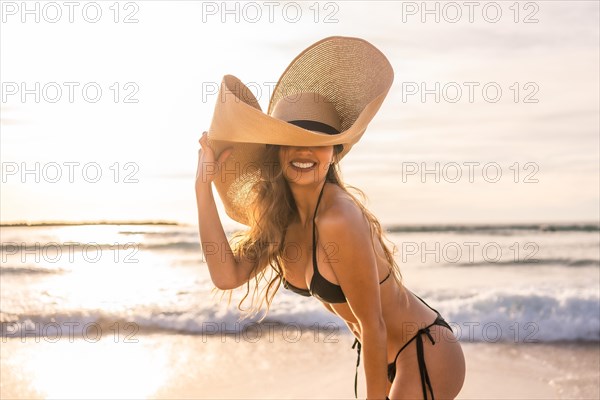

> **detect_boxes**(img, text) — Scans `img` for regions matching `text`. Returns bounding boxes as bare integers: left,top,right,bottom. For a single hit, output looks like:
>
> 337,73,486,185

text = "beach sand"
1,329,598,399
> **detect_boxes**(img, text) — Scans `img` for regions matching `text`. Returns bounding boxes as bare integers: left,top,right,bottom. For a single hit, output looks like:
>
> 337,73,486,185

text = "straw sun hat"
206,36,394,225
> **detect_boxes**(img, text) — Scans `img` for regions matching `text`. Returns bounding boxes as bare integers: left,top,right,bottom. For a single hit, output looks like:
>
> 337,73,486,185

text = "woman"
196,37,465,400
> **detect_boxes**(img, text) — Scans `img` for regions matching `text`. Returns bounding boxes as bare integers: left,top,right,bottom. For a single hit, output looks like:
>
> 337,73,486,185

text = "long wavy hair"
213,144,403,322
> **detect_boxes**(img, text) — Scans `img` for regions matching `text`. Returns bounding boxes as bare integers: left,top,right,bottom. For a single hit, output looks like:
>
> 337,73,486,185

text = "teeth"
291,161,315,169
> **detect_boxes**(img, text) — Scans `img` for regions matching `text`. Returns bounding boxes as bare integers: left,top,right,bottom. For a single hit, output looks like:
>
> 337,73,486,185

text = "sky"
1,0,598,227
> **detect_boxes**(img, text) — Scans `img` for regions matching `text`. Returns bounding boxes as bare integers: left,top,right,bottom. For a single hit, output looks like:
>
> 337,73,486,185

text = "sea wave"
435,287,600,342
448,257,600,268
0,264,66,275
3,288,598,343
387,223,600,234
0,241,200,252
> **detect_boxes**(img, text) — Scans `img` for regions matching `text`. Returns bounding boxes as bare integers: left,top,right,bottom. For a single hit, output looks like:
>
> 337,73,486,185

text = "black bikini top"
282,183,392,304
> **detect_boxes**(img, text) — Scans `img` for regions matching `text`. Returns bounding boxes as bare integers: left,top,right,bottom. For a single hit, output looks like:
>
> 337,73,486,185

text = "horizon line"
1,220,598,230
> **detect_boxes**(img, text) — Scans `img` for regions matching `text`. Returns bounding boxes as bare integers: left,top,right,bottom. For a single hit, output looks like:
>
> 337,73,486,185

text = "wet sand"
1,329,598,399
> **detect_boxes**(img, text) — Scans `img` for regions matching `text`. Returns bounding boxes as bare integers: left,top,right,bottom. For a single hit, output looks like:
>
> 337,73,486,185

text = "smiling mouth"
291,161,316,169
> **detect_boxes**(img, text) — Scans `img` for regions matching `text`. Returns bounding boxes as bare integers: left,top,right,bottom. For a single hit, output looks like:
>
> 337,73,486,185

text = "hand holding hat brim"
196,131,234,186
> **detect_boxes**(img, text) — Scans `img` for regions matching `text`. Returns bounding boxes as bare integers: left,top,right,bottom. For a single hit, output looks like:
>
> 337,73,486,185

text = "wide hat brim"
207,36,394,225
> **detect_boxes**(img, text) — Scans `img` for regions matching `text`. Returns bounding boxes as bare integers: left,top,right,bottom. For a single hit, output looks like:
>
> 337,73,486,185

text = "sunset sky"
1,1,598,227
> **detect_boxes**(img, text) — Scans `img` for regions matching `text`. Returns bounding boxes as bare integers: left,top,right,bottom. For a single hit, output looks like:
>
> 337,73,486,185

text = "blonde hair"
213,144,403,322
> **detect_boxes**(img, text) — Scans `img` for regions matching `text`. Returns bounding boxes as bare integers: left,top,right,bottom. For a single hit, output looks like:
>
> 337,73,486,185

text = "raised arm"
195,132,263,290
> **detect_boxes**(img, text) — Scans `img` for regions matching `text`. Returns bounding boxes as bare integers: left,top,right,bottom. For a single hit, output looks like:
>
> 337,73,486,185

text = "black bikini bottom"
352,294,453,400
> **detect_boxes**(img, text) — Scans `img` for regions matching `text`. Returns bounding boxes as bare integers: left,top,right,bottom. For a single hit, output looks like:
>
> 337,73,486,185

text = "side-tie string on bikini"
352,324,439,400
351,337,361,399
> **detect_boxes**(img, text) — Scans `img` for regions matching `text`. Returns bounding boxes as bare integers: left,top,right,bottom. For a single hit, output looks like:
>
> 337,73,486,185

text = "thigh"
388,325,465,400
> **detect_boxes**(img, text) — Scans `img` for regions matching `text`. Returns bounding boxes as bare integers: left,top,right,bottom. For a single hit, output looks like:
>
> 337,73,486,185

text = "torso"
281,183,439,362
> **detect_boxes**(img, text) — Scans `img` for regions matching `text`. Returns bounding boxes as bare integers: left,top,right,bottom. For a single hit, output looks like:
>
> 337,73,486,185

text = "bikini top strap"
312,183,327,272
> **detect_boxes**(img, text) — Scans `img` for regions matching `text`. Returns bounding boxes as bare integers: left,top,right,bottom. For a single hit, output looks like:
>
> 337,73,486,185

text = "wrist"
195,177,213,193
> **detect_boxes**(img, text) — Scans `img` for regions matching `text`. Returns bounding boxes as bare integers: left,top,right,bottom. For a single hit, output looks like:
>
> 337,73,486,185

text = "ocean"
2,222,598,343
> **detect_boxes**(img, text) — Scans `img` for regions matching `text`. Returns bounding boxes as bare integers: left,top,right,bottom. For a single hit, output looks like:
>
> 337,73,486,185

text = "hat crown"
271,92,341,133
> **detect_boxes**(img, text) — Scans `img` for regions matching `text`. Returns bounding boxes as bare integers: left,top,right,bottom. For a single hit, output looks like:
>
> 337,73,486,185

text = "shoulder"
316,184,369,235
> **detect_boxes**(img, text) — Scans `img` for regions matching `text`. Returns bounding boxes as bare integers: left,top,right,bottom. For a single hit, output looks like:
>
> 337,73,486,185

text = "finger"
218,147,234,164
